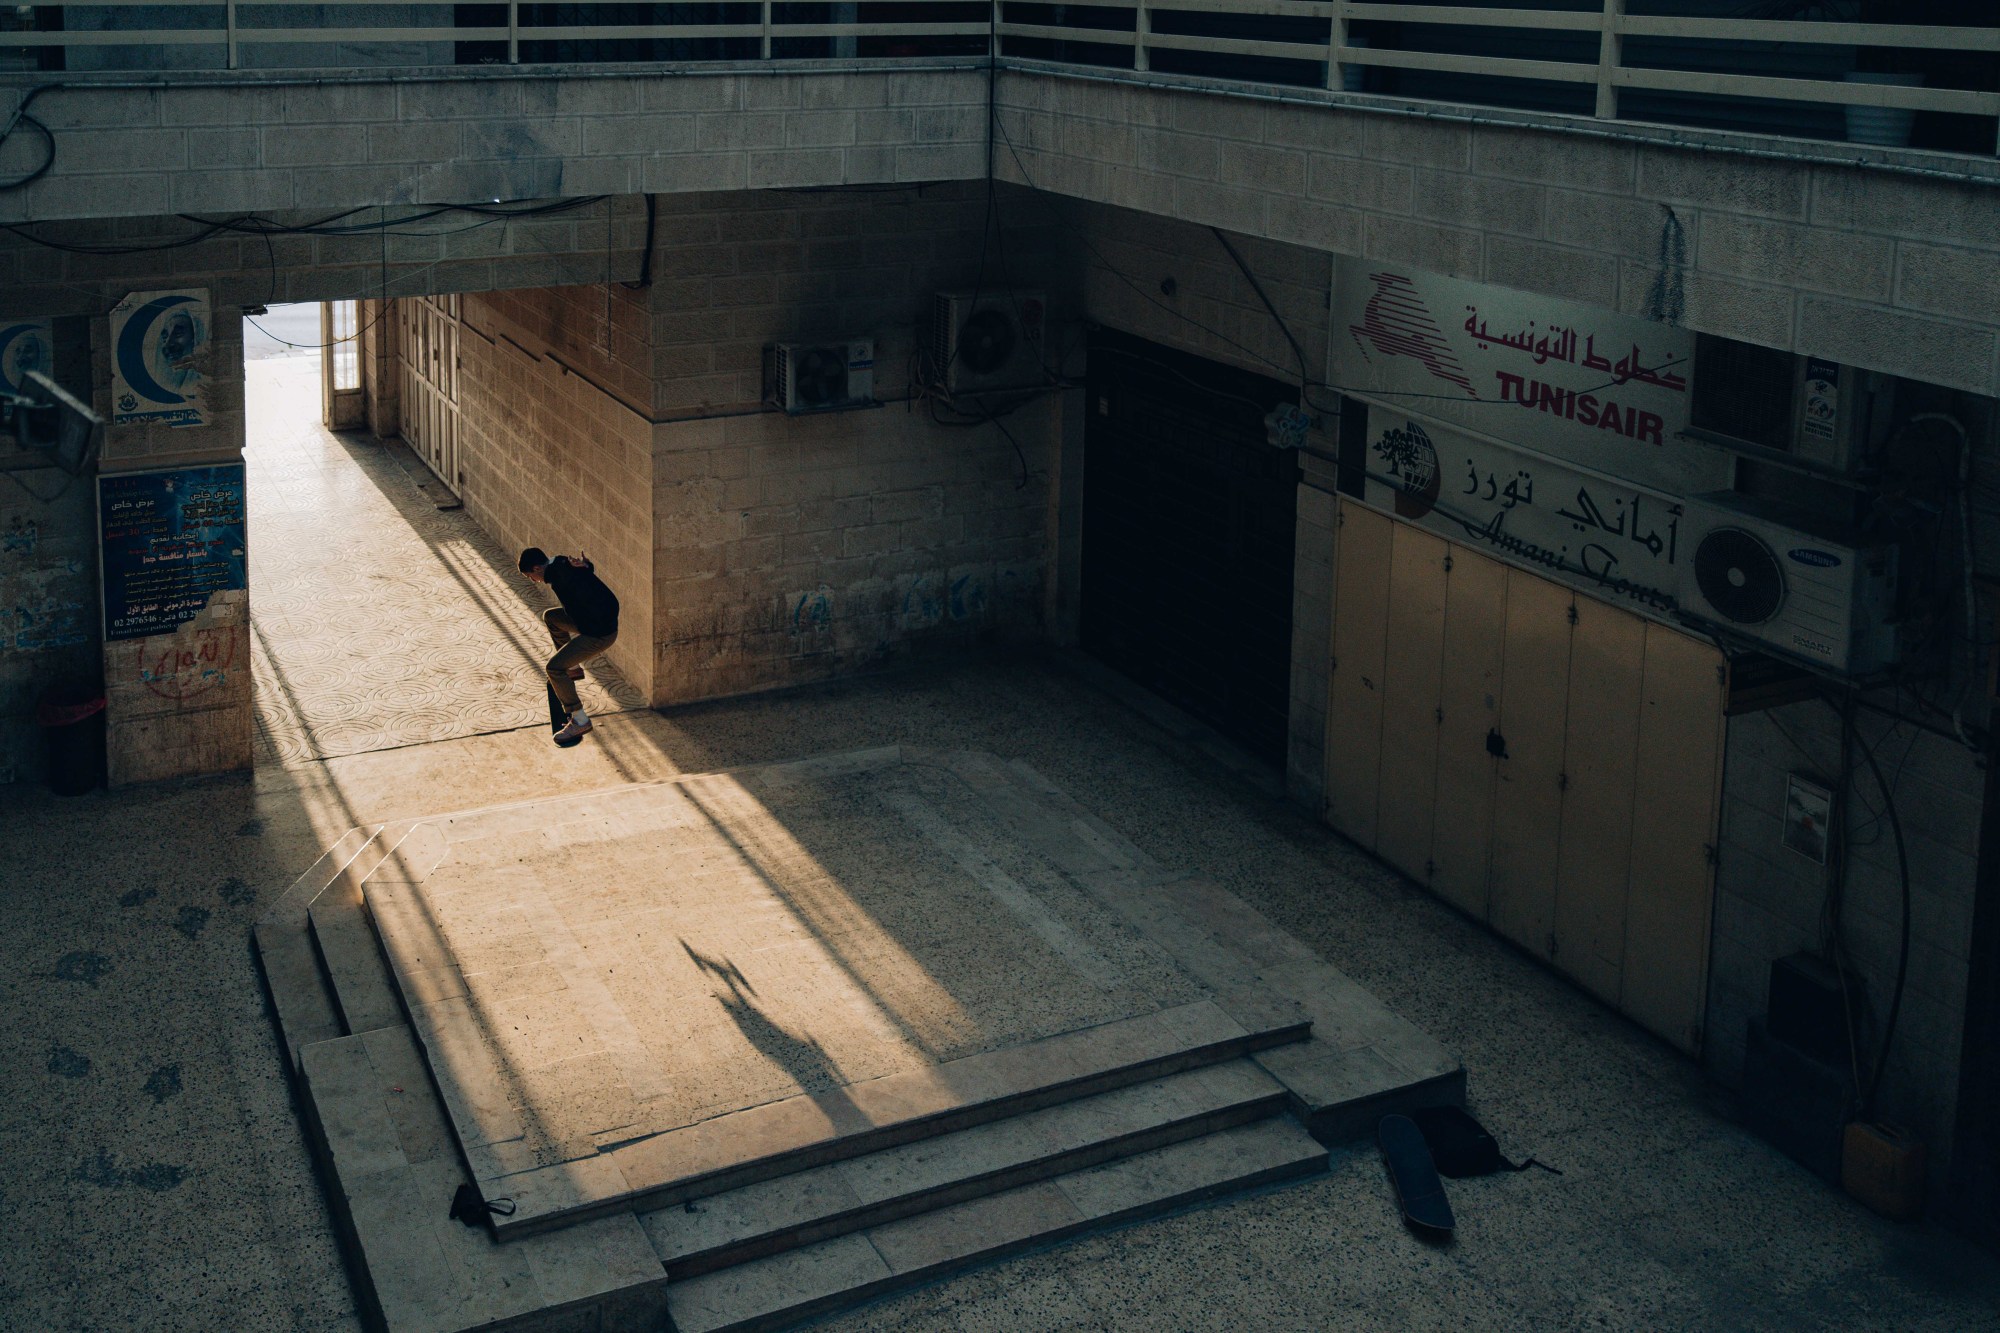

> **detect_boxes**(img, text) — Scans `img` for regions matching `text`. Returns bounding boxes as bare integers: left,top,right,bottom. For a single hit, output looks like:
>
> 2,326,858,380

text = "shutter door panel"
1326,502,1394,850
1375,524,1450,883
1429,545,1508,920
1552,597,1648,1002
1621,624,1728,1053
1487,571,1573,957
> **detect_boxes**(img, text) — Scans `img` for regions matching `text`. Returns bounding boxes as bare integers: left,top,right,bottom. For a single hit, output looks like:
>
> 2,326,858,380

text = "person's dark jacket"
545,557,619,637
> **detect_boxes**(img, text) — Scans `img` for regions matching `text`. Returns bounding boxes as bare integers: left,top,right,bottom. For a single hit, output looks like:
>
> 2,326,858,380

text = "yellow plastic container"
1841,1122,1925,1221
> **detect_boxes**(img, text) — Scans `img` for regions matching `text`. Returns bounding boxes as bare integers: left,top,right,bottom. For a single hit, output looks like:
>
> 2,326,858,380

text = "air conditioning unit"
1676,490,1898,675
932,290,1047,396
1690,337,1888,475
766,339,875,414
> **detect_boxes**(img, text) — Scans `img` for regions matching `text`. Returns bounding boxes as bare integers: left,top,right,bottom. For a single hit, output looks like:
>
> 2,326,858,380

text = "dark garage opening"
1080,328,1300,767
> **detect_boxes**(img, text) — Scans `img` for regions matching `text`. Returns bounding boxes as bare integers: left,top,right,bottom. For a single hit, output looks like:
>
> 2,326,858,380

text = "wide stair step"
665,1117,1327,1333
641,1057,1291,1280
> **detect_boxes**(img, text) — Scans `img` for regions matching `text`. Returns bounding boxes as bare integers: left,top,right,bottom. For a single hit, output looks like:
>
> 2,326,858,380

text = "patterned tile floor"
246,357,644,767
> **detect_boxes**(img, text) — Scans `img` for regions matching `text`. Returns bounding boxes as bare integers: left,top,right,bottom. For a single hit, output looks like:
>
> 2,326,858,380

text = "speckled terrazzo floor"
245,356,643,767
3,657,1995,1332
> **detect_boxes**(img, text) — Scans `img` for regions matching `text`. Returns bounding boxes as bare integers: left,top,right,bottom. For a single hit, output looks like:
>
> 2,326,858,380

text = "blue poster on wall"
98,465,247,642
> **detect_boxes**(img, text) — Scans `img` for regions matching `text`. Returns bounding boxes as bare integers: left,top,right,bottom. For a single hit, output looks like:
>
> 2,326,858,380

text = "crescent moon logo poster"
109,288,210,428
0,318,53,399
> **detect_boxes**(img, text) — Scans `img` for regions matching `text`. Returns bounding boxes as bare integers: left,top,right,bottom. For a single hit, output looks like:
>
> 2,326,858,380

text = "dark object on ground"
448,1183,517,1228
548,683,583,748
37,683,106,795
1769,952,1858,1066
1407,1105,1559,1178
1743,1013,1853,1184
1379,1113,1454,1237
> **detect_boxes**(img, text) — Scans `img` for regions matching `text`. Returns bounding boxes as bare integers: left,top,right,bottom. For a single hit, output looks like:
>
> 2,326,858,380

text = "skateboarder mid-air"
519,546,619,744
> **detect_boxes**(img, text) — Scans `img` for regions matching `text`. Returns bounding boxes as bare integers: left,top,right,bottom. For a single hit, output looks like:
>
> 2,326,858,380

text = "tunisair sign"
1330,259,1731,499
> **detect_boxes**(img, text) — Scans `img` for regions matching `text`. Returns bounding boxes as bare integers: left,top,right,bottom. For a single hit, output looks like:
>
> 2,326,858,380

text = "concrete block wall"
1287,459,1339,814
637,182,1015,418
93,315,253,786
0,460,99,787
453,291,657,699
651,399,1051,705
0,201,649,320
0,66,988,226
474,279,655,418
1056,195,1331,391
1709,703,1979,1206
996,67,2000,398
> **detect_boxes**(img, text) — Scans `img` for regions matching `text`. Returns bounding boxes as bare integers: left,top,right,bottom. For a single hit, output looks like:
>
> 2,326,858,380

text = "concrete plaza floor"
5,654,1999,1332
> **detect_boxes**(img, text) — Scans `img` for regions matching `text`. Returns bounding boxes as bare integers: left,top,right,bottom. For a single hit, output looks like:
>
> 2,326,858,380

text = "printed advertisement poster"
99,464,246,641
110,288,210,428
1360,409,1684,613
0,318,53,399
1332,259,1728,497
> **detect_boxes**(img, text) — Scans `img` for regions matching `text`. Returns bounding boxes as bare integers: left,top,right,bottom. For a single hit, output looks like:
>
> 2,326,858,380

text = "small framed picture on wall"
1783,774,1832,864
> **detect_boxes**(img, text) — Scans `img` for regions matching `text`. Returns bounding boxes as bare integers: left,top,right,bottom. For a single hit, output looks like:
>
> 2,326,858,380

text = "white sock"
570,708,590,724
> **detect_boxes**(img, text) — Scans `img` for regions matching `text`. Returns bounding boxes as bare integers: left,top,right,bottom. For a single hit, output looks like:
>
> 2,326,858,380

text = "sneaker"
565,667,586,681
554,715,594,743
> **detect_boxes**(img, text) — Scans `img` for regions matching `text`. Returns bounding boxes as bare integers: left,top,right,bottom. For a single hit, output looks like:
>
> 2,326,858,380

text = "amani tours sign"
1331,258,1729,498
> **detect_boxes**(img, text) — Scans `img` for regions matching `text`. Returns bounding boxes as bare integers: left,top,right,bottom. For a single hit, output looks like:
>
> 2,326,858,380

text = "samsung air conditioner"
1676,490,1898,675
932,290,1047,396
766,339,875,414
1690,337,1888,475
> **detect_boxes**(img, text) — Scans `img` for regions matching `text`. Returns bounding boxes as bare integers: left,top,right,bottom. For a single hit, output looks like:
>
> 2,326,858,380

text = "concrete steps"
639,1056,1293,1280
254,750,1462,1333
664,1117,1327,1333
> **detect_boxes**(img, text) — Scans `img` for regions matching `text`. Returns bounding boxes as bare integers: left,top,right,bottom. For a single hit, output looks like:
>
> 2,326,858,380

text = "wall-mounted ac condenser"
932,291,1047,396
766,339,875,414
1676,490,1898,675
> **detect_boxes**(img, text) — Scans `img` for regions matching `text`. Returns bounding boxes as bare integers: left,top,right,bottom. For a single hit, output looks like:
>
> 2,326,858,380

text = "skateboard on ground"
547,682,584,748
1379,1113,1455,1238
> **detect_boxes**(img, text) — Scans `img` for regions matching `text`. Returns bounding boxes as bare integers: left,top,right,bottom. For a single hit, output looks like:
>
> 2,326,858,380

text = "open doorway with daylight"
1080,328,1301,767
240,298,643,770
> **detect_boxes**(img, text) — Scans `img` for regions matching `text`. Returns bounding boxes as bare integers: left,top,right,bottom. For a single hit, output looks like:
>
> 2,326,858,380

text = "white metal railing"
4,2,1996,156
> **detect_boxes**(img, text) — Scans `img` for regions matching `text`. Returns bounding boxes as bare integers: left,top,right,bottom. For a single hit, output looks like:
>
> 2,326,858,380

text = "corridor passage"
245,350,644,765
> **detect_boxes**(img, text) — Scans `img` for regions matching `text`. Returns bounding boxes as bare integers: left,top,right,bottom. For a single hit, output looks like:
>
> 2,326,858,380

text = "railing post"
1595,0,1625,119
225,0,237,69
761,0,772,60
508,1,519,64
1327,0,1349,95
1134,0,1148,72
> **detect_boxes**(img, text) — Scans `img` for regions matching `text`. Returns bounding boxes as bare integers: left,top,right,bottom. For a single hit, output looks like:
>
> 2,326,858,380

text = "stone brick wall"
93,316,253,786
453,291,657,699
1710,705,1980,1202
996,67,2000,398
652,400,1051,704
0,66,988,225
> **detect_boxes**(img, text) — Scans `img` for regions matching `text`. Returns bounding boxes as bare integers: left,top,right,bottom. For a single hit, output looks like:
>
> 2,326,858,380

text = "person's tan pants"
543,607,615,712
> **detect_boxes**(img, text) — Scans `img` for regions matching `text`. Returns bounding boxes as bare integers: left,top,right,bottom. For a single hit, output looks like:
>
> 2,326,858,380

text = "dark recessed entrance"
1080,328,1300,767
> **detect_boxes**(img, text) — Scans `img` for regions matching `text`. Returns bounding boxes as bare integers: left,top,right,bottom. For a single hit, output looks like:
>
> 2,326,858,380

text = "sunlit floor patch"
245,357,643,765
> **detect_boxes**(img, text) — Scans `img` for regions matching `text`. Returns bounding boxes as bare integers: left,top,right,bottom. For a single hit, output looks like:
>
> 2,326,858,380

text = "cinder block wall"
641,183,1060,704
1710,705,1980,1203
93,315,253,786
452,290,657,700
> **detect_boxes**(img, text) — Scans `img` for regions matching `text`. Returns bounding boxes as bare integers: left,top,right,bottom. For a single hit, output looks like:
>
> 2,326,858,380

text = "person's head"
519,547,549,583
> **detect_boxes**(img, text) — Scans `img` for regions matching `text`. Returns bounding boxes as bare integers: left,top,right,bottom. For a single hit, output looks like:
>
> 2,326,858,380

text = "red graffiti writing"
140,627,238,700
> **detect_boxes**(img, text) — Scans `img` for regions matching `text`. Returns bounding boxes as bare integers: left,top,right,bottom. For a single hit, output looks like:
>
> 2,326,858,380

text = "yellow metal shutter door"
1487,571,1574,956
1375,525,1451,883
1325,501,1394,850
1621,624,1727,1053
1428,544,1508,920
1551,596,1649,1003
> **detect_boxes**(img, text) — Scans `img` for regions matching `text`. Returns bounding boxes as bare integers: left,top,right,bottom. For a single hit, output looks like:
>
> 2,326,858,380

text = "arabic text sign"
1332,259,1727,496
110,288,210,428
1361,412,1683,613
99,464,246,642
